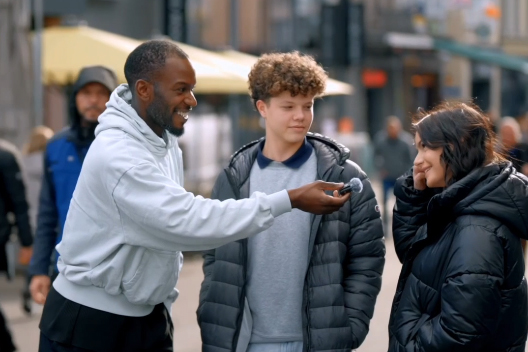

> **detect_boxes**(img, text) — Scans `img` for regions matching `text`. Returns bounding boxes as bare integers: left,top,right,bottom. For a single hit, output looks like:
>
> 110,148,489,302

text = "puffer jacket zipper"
227,168,250,352
232,238,248,351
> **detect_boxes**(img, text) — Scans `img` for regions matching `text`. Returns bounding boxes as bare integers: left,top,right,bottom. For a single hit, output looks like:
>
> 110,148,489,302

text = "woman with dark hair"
389,102,528,351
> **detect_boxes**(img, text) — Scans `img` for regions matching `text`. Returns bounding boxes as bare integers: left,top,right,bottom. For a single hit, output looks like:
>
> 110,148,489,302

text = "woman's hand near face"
413,166,427,191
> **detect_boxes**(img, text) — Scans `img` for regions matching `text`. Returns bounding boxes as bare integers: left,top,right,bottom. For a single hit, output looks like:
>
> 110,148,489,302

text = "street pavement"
1,184,527,351
0,244,401,352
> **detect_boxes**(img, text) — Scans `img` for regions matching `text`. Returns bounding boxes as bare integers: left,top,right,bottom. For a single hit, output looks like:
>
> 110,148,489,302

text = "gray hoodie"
53,84,292,316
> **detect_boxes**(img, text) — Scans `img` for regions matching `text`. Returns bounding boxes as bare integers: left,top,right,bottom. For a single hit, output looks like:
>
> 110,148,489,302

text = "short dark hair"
412,101,505,186
124,39,188,92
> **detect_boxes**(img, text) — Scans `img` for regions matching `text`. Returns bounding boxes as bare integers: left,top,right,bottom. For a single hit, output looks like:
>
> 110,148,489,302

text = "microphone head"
349,178,363,193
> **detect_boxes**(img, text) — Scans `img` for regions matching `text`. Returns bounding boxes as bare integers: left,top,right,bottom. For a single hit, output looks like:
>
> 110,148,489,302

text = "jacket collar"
226,133,350,192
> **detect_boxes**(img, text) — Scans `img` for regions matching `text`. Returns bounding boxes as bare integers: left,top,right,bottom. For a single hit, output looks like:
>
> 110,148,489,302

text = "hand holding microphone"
288,178,362,215
339,178,363,196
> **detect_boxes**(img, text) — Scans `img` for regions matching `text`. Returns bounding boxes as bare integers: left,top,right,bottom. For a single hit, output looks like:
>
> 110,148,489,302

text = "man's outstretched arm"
111,162,350,252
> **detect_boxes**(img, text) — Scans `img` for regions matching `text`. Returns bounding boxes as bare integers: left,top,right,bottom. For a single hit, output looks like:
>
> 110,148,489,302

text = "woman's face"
414,132,447,188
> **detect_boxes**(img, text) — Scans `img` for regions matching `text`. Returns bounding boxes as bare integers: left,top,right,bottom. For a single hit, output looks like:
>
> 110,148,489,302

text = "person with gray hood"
28,66,118,306
36,40,350,352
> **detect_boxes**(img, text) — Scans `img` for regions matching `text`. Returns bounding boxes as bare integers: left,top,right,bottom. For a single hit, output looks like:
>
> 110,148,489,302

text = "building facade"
32,0,528,144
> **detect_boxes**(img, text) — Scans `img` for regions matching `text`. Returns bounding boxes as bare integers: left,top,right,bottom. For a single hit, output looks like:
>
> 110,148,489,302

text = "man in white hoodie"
37,40,350,352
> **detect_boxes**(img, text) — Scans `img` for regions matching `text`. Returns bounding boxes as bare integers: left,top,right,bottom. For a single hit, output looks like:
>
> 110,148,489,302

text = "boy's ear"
256,100,267,118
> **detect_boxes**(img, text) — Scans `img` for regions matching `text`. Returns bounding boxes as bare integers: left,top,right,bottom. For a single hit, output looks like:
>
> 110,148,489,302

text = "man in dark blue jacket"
28,66,118,305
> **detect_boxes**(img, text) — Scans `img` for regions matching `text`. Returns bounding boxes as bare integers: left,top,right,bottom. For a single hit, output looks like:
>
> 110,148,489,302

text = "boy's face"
257,91,314,147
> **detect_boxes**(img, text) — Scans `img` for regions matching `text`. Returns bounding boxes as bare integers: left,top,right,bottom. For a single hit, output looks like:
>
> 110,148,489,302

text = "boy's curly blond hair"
248,51,327,107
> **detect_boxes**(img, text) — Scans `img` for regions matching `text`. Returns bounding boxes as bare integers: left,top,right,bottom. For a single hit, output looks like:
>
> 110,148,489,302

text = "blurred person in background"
28,66,118,306
374,116,414,227
20,126,54,314
499,116,528,176
518,113,528,142
22,126,55,240
37,40,350,352
0,139,33,352
389,102,527,351
498,117,528,254
198,52,385,352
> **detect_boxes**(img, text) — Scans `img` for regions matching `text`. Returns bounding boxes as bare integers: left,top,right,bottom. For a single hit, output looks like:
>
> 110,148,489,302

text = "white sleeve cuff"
267,189,292,217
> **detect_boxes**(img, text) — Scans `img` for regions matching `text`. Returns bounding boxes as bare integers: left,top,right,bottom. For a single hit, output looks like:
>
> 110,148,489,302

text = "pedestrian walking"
373,116,414,227
0,139,33,276
197,52,385,352
22,126,55,231
389,102,528,351
37,40,350,352
20,125,54,314
29,66,118,306
0,139,33,352
498,116,528,255
498,116,528,176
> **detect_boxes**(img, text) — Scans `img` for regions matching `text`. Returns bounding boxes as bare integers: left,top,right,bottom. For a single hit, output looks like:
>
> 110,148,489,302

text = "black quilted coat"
389,163,528,352
197,134,385,352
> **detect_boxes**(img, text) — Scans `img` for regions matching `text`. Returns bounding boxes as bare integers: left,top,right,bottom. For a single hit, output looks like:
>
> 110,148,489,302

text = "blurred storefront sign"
384,32,434,50
411,74,436,88
362,69,388,89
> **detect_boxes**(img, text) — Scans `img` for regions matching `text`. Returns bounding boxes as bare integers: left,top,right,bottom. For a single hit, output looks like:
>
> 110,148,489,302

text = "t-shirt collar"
256,138,313,169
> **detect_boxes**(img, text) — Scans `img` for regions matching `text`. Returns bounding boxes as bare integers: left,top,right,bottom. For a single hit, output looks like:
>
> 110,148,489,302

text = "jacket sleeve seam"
438,318,486,339
444,271,503,282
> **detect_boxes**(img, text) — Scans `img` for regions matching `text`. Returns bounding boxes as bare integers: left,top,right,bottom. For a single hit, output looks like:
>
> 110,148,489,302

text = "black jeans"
39,287,173,352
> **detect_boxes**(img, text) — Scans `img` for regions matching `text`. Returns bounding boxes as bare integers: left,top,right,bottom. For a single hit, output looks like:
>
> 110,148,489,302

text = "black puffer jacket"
0,140,32,277
197,133,385,352
389,163,528,352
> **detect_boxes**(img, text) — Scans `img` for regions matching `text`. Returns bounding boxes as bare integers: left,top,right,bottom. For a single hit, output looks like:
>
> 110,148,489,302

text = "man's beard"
147,90,184,137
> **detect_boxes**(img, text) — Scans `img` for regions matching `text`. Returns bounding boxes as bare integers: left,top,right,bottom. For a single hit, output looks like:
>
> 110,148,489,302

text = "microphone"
338,177,363,196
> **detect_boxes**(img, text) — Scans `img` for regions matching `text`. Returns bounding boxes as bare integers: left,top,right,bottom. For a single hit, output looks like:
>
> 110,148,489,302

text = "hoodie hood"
433,163,528,240
96,84,176,156
69,66,118,142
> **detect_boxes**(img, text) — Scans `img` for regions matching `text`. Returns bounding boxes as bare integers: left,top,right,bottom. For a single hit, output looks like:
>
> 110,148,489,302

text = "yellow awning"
219,50,354,96
41,26,247,94
41,25,353,96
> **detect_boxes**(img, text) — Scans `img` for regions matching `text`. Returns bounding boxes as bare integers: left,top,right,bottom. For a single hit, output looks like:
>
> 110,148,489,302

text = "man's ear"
135,79,153,103
256,100,267,118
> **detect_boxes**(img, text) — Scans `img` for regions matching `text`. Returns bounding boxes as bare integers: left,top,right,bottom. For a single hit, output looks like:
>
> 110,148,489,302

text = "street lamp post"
33,0,43,126
229,0,241,150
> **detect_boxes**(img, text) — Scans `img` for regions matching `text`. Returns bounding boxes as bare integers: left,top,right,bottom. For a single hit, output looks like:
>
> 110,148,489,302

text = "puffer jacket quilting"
389,163,528,352
197,133,385,352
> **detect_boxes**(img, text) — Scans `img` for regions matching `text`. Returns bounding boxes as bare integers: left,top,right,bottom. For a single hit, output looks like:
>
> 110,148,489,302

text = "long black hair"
412,102,505,186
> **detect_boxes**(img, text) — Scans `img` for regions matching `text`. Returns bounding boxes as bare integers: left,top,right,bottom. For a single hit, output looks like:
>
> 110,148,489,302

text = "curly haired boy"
198,51,385,352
